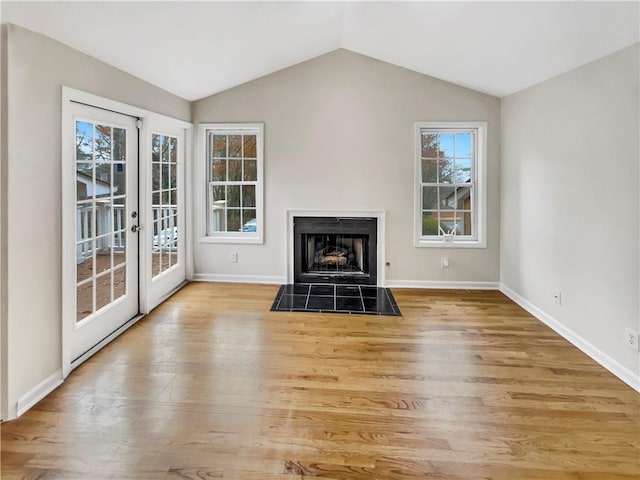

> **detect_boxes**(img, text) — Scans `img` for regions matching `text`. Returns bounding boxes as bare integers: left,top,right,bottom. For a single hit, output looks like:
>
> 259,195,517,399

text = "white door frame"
61,87,191,378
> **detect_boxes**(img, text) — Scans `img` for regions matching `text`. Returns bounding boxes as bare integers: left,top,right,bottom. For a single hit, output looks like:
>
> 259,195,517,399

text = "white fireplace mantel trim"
286,209,386,287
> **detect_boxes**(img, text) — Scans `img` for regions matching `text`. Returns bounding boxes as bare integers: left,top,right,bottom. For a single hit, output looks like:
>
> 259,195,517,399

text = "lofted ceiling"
2,1,639,101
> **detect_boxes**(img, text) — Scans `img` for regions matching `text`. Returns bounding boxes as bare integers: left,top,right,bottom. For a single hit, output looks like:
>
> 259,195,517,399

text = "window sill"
414,238,486,249
200,235,263,245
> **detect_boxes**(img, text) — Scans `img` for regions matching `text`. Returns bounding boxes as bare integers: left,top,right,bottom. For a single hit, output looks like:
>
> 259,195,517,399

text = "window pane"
77,205,93,242
76,121,93,161
244,159,257,181
212,185,225,202
211,159,226,181
242,209,256,232
95,125,112,162
455,158,471,183
456,186,472,209
227,209,240,231
243,135,257,158
422,212,439,236
113,233,125,266
113,163,126,196
95,164,112,199
212,135,226,157
438,133,454,158
113,266,126,301
211,203,225,232
455,133,471,158
439,186,455,209
228,135,242,157
422,159,437,183
440,216,457,235
227,185,240,207
462,212,472,235
169,137,177,163
170,164,177,189
77,241,93,283
96,272,112,311
162,164,170,189
152,163,161,191
242,185,256,207
113,128,126,161
113,205,125,233
172,215,179,254
228,159,242,181
152,134,161,162
77,280,93,322
77,164,93,201
161,136,170,163
438,158,454,183
421,133,438,158
422,186,438,210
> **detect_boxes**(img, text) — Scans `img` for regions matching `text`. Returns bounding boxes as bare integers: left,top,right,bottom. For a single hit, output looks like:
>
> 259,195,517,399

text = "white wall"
1,25,190,419
501,44,640,384
192,49,501,286
0,24,7,419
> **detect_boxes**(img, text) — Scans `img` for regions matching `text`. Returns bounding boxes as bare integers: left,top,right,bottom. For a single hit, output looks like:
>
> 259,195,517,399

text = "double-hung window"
204,123,264,243
415,122,487,247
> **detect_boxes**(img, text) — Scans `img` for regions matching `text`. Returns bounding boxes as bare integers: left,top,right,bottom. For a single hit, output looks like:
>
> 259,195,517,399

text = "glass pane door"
147,127,186,311
151,133,179,278
70,103,139,361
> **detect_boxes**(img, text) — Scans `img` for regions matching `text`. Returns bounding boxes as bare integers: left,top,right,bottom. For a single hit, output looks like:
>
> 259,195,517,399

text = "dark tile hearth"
271,284,401,316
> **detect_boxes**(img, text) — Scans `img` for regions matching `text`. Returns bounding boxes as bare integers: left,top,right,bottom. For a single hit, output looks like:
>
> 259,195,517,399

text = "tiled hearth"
270,284,401,316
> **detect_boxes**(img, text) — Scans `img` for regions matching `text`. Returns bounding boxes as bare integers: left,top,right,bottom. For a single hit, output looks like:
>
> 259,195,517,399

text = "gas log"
314,247,354,267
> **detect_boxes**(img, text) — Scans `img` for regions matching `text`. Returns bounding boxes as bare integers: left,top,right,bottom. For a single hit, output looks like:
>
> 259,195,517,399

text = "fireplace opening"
305,234,367,275
294,217,377,285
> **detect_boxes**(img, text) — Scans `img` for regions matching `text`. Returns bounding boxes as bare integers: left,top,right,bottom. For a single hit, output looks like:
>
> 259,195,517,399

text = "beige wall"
501,44,640,380
2,25,190,419
192,49,501,285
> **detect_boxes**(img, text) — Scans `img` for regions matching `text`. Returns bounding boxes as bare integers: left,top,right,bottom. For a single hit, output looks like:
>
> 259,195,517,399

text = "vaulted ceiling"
2,1,639,101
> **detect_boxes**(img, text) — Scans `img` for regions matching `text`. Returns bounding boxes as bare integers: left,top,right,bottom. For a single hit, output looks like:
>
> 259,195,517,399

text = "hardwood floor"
1,282,639,479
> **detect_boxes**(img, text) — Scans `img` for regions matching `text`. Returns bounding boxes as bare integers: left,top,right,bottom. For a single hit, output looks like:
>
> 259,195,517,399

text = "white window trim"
199,123,264,244
414,121,487,248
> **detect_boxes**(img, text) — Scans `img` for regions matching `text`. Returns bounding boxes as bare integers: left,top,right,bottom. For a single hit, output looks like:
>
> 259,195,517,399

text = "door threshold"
70,313,145,372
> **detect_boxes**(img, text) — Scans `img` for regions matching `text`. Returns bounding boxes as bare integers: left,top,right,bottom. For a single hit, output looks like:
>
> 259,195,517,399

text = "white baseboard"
16,370,63,418
500,283,640,393
193,273,286,285
385,280,500,290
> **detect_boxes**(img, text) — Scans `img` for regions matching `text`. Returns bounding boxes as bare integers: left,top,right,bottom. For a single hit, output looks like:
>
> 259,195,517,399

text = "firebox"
294,216,377,285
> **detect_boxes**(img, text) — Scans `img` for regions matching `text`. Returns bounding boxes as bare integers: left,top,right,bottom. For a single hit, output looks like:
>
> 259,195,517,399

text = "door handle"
131,225,142,233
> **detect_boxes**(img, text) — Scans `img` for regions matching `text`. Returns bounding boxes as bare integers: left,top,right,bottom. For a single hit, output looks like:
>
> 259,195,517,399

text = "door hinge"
136,119,143,129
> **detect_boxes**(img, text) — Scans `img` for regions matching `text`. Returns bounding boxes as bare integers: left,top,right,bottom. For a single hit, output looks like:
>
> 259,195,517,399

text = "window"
204,123,263,243
415,122,487,247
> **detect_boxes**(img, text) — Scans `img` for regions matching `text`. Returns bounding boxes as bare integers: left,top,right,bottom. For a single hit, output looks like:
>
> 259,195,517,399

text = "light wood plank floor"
2,282,639,479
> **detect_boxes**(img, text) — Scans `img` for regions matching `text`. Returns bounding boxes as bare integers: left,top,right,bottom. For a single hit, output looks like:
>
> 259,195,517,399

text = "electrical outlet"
441,256,449,268
230,252,238,263
552,289,561,305
624,328,639,352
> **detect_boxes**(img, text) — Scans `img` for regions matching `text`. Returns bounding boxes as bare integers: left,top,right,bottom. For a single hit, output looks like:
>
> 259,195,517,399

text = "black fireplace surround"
294,216,377,285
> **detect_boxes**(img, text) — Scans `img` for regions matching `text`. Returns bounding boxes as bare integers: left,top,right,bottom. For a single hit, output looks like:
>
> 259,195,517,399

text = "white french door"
68,103,140,361
146,125,186,309
62,88,191,374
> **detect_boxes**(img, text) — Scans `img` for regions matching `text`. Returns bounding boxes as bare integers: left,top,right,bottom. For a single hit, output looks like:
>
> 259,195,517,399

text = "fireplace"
294,216,377,285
